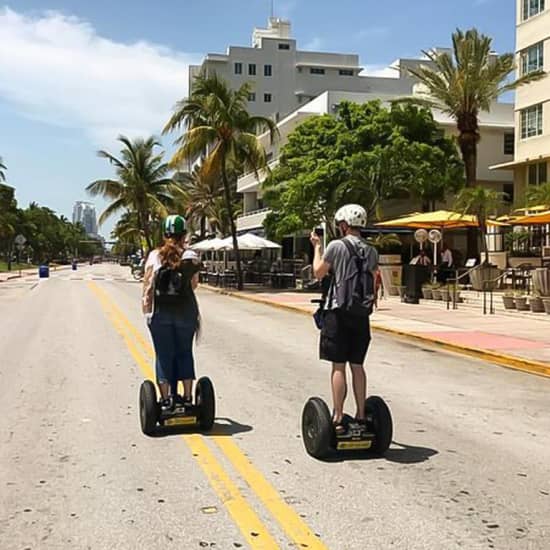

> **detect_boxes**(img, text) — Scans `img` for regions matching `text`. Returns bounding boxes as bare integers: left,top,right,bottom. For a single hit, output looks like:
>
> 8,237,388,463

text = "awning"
191,237,226,251
375,210,508,230
220,233,281,250
490,153,550,171
512,210,550,225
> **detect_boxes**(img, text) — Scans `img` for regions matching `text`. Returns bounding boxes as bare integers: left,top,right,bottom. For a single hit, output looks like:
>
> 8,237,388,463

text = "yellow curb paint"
214,437,329,550
200,285,550,379
88,282,281,550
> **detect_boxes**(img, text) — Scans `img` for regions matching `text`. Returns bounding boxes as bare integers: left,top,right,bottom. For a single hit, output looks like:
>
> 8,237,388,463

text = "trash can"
38,265,50,278
402,264,430,304
72,261,78,271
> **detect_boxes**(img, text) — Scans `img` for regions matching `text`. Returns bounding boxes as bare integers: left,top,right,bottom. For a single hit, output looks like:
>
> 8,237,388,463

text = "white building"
189,17,432,122
72,201,98,236
491,0,549,195
236,90,515,233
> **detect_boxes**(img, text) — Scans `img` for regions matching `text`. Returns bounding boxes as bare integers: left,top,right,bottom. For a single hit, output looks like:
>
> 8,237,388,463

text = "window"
503,183,514,203
264,93,272,103
248,92,256,102
504,133,515,155
264,64,272,77
521,42,544,75
523,0,545,20
248,63,256,76
339,69,354,76
278,43,290,50
310,67,325,75
528,162,548,185
521,104,543,139
234,62,242,75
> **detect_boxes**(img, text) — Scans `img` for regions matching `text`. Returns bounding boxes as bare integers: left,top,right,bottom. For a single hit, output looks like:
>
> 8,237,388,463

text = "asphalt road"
1,264,549,550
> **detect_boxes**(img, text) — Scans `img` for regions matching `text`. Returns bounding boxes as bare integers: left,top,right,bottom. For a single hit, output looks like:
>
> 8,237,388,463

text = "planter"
488,251,508,270
379,254,402,265
508,256,542,269
421,287,433,300
532,268,550,297
470,265,502,291
432,288,442,300
440,288,450,302
502,295,516,310
514,296,529,311
530,296,545,313
542,298,550,315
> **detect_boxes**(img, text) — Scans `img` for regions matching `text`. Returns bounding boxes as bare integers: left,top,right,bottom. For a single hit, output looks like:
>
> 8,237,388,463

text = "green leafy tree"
454,186,506,264
405,28,543,255
87,136,176,252
163,73,278,290
263,101,463,239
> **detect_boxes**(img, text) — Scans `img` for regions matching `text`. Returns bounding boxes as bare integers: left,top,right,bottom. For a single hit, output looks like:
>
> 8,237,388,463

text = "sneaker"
160,397,173,412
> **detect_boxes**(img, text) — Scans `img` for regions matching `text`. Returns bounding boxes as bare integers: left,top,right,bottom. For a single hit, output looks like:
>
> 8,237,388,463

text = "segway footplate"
336,422,374,451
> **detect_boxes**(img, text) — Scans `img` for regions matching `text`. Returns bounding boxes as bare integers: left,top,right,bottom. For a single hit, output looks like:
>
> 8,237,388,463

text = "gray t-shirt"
323,235,379,310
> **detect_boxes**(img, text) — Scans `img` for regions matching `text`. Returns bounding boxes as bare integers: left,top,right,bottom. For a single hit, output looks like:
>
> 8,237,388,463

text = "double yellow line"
88,282,328,550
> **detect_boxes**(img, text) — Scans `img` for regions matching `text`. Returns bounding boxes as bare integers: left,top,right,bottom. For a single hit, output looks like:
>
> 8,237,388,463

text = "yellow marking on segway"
215,437,330,550
165,416,197,426
336,440,372,451
88,282,282,550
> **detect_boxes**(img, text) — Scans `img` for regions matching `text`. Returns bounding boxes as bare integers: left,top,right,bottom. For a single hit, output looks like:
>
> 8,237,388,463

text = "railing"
236,207,272,220
447,265,480,311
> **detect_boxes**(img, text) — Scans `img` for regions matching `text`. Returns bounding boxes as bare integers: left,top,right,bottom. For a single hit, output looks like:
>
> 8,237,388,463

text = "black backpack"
337,238,376,317
154,262,198,306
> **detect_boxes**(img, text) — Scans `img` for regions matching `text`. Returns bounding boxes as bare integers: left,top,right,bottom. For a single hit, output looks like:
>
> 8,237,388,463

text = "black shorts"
320,309,371,365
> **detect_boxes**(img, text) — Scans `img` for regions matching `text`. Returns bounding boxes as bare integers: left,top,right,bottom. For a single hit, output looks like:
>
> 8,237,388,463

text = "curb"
0,265,72,283
200,284,550,379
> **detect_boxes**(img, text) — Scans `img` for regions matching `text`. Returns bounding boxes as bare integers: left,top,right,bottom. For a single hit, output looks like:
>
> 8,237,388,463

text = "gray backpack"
333,238,376,317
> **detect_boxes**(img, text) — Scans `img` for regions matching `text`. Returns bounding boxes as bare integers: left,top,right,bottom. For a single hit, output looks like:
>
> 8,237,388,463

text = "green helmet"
163,214,186,237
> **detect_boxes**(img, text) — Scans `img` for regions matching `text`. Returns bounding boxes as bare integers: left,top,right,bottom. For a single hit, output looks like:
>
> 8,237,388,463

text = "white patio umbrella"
191,237,226,251
219,233,281,250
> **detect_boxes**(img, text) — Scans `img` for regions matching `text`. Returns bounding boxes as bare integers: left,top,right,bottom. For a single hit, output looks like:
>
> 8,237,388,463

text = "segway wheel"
139,380,158,436
301,397,333,459
196,377,215,431
366,396,393,454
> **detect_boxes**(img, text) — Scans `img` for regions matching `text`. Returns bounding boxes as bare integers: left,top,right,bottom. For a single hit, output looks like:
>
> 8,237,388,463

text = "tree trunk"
221,156,243,291
458,129,480,260
200,216,206,239
480,222,489,265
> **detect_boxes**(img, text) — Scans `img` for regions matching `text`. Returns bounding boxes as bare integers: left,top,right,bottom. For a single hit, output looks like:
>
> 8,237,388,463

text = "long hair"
158,235,185,268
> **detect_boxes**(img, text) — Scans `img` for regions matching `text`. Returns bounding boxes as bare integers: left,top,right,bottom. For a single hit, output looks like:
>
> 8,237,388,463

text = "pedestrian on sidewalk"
310,204,380,434
142,215,202,412
437,243,454,284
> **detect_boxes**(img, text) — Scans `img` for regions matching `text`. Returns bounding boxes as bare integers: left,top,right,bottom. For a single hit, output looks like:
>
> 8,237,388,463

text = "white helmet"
334,204,367,228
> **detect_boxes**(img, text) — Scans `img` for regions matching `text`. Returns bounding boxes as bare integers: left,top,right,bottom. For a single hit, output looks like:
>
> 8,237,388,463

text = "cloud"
360,64,400,79
303,36,324,51
0,7,201,145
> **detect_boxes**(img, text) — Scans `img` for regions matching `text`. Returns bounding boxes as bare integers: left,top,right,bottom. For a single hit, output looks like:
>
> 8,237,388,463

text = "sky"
0,0,516,238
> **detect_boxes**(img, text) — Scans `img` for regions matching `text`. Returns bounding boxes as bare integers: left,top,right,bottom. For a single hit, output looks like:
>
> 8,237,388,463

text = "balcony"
236,208,272,231
237,160,279,193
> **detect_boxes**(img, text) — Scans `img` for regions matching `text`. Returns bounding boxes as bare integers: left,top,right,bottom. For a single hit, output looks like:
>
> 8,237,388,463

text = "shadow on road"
317,440,438,464
150,416,253,438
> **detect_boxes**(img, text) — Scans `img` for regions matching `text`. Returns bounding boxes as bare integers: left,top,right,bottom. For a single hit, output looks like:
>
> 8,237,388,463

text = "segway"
139,377,215,436
301,395,392,459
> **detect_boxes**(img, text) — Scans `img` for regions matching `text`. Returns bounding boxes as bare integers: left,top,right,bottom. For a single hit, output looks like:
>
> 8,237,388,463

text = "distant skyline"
0,1,516,236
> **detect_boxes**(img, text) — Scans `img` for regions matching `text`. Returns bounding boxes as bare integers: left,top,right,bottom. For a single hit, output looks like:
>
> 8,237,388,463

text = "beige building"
491,0,549,195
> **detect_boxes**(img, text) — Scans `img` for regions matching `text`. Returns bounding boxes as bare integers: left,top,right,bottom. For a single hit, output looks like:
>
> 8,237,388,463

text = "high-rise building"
491,1,549,194
72,201,98,236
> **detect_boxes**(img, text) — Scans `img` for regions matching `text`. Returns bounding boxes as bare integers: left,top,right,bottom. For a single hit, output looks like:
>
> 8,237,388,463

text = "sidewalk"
202,285,550,378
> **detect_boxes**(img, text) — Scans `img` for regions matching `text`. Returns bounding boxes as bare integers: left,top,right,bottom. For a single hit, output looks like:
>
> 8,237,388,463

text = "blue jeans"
148,309,197,395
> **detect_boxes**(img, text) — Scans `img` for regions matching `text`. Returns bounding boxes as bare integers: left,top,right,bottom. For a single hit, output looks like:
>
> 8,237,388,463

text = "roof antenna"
270,0,274,18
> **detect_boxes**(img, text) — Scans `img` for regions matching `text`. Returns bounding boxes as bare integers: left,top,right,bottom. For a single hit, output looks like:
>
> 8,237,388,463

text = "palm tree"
163,73,278,290
174,165,223,238
454,186,506,265
525,181,550,208
406,28,543,255
87,136,177,252
0,156,6,182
